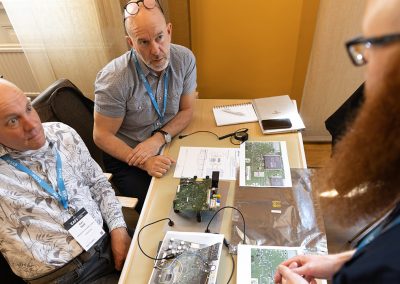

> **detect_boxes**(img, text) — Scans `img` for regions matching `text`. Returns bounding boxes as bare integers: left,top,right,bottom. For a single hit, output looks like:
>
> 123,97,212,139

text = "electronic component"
173,171,221,222
149,232,224,284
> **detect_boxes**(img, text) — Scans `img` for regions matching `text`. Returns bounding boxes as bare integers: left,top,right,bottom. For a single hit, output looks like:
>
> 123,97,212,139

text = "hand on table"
138,155,176,177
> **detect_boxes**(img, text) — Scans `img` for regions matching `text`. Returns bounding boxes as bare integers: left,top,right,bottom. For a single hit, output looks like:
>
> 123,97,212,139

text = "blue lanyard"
1,150,68,209
133,52,169,123
356,210,400,252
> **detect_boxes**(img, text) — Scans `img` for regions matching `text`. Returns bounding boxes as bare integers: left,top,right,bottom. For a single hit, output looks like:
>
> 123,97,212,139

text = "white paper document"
237,244,301,284
239,141,292,187
174,147,240,180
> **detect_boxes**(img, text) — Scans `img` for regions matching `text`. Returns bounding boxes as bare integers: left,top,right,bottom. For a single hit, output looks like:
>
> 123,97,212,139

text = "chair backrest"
325,83,365,148
32,79,104,170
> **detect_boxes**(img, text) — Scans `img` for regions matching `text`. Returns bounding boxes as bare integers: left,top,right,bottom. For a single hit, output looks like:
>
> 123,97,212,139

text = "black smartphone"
261,118,292,130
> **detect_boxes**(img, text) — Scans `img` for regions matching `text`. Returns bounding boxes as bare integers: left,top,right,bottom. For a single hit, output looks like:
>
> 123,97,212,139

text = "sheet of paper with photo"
239,141,292,187
237,244,302,284
174,146,240,180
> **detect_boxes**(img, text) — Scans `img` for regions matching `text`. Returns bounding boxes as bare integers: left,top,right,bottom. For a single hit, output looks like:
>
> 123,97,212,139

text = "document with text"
174,146,240,180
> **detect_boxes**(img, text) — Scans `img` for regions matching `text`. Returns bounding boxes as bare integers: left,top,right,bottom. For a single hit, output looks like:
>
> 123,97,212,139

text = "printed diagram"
174,147,240,180
239,141,292,187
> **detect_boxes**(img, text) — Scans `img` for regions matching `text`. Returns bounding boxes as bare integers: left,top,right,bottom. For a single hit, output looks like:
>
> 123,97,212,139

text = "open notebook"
212,102,258,126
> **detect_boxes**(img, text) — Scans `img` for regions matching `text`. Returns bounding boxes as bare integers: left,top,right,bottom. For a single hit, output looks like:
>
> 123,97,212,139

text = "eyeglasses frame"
123,0,164,20
345,33,400,66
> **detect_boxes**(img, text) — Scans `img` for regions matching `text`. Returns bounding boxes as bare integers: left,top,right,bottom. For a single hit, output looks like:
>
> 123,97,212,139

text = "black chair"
0,255,24,283
32,78,104,170
325,83,365,148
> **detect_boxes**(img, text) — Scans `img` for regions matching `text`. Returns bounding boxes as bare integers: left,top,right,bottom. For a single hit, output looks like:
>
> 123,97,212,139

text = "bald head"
124,3,166,38
363,0,400,36
124,2,172,74
361,0,400,99
0,78,21,98
0,79,45,151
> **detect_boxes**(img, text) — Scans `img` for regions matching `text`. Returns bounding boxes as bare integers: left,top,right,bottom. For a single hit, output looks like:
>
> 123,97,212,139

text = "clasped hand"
126,136,164,166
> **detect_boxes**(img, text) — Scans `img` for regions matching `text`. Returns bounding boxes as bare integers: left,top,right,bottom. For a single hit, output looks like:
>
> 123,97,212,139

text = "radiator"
0,46,40,95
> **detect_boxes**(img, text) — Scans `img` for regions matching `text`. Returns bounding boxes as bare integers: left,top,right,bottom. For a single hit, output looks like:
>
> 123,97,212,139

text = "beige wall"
300,0,366,141
189,0,319,104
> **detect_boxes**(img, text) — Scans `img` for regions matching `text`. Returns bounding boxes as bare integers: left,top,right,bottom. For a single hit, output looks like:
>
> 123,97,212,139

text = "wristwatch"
153,129,172,144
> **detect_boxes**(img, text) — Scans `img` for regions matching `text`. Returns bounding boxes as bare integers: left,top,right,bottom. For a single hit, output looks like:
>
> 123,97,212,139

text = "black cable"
179,129,248,146
205,206,247,244
229,135,241,145
227,252,235,284
179,130,219,139
137,218,175,261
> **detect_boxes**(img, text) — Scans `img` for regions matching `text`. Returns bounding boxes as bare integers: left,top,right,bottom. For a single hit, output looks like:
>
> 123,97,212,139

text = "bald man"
94,0,197,213
274,0,400,283
0,79,131,283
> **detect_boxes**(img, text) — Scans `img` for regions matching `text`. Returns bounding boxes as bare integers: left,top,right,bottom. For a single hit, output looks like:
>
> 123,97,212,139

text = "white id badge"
64,208,105,251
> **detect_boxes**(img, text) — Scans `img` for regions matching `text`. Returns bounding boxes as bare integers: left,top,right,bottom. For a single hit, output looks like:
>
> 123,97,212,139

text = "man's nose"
150,41,160,56
22,116,36,131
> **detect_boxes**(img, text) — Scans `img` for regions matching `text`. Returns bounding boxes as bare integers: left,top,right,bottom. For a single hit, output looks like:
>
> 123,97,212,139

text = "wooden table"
119,99,307,284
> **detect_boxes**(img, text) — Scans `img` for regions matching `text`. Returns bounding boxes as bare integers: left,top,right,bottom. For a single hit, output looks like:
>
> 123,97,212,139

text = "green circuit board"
173,177,219,212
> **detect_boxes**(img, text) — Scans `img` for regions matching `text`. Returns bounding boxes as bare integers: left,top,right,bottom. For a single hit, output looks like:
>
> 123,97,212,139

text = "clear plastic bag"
230,168,327,255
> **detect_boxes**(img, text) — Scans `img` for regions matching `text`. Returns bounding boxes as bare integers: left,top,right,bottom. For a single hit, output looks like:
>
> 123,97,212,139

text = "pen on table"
221,109,245,116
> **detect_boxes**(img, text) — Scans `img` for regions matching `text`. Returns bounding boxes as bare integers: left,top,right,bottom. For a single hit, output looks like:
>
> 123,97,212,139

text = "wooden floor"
303,142,332,168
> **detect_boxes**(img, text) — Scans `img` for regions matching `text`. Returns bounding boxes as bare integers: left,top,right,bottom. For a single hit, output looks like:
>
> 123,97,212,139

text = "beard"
315,70,400,227
136,51,169,73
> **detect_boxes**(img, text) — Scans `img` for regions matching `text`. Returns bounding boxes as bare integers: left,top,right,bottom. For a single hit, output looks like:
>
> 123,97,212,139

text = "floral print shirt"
0,122,126,279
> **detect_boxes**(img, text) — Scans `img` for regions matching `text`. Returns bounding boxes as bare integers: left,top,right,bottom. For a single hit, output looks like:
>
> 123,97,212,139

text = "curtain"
2,0,127,98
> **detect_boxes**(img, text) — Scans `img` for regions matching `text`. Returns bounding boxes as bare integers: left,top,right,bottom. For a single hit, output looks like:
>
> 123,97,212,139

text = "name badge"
64,208,105,251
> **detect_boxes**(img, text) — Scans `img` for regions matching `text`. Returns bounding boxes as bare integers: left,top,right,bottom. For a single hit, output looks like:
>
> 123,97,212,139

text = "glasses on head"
345,33,400,66
124,0,163,19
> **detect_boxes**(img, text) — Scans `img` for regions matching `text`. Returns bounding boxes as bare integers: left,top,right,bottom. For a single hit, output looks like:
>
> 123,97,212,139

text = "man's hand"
139,155,176,177
276,264,311,284
127,134,165,166
110,227,132,271
274,251,355,283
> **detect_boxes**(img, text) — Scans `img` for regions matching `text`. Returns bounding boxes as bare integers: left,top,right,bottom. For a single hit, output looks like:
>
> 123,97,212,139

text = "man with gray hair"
94,0,197,213
0,79,131,283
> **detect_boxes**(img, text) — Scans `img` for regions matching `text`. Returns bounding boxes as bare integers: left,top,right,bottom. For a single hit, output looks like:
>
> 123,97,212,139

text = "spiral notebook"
212,102,258,126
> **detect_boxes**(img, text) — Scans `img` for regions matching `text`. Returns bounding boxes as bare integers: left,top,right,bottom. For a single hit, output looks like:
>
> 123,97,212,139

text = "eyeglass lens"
349,42,370,65
125,0,157,16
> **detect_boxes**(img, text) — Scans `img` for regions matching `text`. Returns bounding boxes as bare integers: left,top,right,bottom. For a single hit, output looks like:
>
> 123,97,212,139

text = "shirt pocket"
165,85,182,116
126,96,155,126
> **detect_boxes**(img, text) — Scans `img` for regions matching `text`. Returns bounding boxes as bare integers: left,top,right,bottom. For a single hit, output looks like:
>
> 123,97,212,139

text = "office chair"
325,83,365,148
32,78,105,170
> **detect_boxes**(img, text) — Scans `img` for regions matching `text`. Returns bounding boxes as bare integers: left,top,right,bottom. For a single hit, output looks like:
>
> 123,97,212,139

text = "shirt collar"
0,135,55,158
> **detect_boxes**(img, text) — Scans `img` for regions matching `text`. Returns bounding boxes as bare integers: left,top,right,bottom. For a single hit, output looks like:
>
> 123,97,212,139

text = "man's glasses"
124,0,163,19
345,33,400,66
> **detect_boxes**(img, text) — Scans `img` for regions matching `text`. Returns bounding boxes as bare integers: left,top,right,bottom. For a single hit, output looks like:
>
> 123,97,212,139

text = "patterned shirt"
0,122,126,279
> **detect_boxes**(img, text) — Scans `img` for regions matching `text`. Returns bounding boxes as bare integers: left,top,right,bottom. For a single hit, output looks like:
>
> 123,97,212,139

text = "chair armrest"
117,196,138,209
103,172,138,208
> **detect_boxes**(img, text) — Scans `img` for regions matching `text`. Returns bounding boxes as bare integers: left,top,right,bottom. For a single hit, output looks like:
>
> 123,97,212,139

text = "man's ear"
166,23,172,37
126,36,134,49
